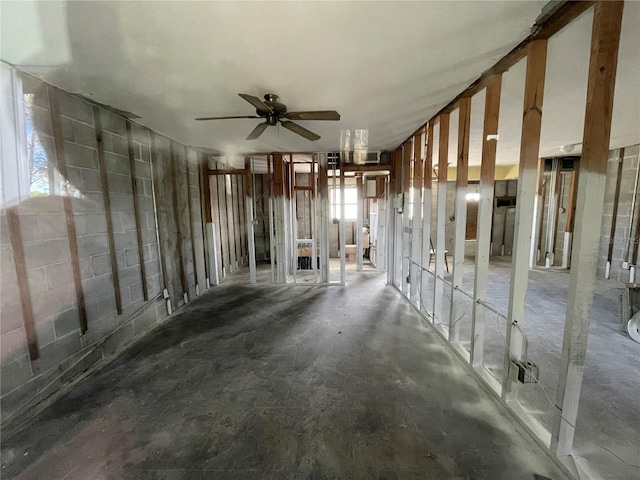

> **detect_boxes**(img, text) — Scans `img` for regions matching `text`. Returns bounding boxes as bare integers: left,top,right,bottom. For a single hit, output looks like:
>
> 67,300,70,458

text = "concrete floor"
0,269,568,479
425,256,640,480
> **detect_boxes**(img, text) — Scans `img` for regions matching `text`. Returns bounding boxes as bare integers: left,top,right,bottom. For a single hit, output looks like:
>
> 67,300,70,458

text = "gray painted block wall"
597,144,640,282
0,76,211,424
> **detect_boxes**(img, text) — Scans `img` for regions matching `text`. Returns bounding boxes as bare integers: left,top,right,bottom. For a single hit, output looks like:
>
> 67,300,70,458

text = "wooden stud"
125,121,148,301
606,151,623,267
198,153,211,284
400,1,593,145
552,0,624,455
169,141,187,297
410,133,424,304
47,86,88,332
420,123,435,315
449,97,471,342
7,208,39,360
433,113,450,325
184,147,199,291
503,39,548,399
401,141,412,294
471,74,502,366
149,131,170,294
93,105,123,316
245,157,257,284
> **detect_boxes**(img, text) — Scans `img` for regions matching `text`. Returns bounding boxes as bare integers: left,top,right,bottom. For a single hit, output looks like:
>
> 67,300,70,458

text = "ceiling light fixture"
560,144,576,154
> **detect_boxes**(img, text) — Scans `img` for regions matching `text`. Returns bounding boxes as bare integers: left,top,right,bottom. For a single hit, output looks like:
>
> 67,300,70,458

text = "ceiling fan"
195,93,341,141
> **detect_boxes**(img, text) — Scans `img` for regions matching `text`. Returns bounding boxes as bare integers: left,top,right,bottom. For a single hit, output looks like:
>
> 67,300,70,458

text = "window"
330,186,357,220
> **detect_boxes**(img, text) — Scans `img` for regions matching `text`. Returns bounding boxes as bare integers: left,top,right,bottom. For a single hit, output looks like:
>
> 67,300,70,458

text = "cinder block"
70,194,104,214
0,303,24,335
24,239,70,269
32,332,82,374
81,168,102,193
82,275,115,303
37,213,67,239
60,116,74,142
0,328,29,364
73,121,97,148
91,254,111,276
53,308,80,338
35,317,56,346
103,132,128,157
98,296,117,317
140,145,150,163
131,124,148,144
119,266,141,288
134,160,151,179
27,267,48,296
13,214,39,244
77,233,109,258
45,262,74,291
99,110,125,135
81,312,118,348
85,213,108,235
110,193,134,213
129,282,143,303
31,286,76,321
114,231,138,250
125,248,139,267
58,91,94,125
120,212,137,232
104,152,130,175
64,142,98,170
0,357,33,394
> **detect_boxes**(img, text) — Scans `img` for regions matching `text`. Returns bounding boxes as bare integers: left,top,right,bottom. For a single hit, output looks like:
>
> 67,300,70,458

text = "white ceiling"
2,1,639,166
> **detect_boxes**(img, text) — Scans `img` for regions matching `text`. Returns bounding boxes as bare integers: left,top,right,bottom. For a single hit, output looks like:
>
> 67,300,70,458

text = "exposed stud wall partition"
449,98,470,344
503,39,548,402
433,114,450,326
471,75,502,367
385,2,631,473
410,132,423,305
552,0,624,456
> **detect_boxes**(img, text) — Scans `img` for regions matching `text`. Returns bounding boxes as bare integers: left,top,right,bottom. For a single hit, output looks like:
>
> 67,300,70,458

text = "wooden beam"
48,86,87,332
341,164,392,173
169,141,188,298
208,168,249,176
7,208,39,360
504,39,548,400
198,152,211,284
433,113,450,324
420,122,435,316
410,132,424,304
471,74,502,366
552,0,624,455
125,121,148,301
185,147,199,291
401,1,593,146
449,97,471,342
93,105,122,316
149,131,170,295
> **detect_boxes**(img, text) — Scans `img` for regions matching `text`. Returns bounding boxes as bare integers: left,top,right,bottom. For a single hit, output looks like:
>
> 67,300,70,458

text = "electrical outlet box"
623,261,630,270
510,360,539,384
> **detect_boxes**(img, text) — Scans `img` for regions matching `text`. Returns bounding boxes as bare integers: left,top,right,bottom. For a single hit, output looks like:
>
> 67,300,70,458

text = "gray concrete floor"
1,268,571,479
428,256,640,480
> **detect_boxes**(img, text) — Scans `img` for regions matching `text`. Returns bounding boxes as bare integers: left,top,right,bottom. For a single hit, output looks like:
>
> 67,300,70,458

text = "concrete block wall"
597,144,640,282
1,71,210,424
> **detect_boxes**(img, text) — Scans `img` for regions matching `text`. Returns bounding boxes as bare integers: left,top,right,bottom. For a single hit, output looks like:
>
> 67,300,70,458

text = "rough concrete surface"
1,270,568,479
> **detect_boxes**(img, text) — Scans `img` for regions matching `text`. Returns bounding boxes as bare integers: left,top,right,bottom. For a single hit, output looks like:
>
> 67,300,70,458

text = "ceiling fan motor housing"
260,94,287,122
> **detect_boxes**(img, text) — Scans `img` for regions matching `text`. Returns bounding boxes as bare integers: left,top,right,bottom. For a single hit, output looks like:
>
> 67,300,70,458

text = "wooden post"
401,141,412,295
125,121,149,301
502,39,548,400
184,146,199,293
48,86,87,332
552,0,623,455
449,97,471,343
199,153,212,287
411,132,424,305
531,157,545,268
339,165,346,283
245,157,257,284
421,123,434,316
356,174,364,272
563,163,579,269
471,74,502,366
93,105,123,316
7,208,39,360
169,141,188,301
317,154,330,282
149,131,170,299
433,114,450,325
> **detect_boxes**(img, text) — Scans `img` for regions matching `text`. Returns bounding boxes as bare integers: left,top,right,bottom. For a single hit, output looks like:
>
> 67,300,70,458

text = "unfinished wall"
0,68,210,423
597,144,640,282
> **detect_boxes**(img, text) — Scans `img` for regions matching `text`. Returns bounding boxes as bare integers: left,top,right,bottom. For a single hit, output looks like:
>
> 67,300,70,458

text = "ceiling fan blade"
284,111,340,121
280,121,321,141
246,122,269,140
238,93,273,113
195,115,259,121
